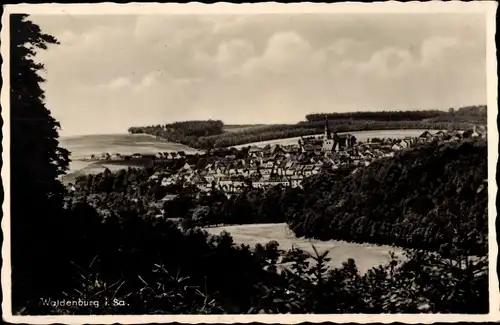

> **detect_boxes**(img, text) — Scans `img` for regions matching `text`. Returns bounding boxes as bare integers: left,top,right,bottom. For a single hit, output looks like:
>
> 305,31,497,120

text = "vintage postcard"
1,1,498,324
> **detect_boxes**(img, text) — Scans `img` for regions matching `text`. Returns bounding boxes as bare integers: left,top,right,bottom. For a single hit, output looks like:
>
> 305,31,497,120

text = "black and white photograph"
1,2,498,323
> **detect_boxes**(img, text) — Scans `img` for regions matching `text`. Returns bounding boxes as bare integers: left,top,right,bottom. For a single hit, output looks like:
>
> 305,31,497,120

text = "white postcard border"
1,2,498,324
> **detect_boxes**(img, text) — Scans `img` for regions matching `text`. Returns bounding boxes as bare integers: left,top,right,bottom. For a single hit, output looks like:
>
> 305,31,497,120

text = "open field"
60,133,202,174
233,129,437,148
205,223,404,274
60,133,199,160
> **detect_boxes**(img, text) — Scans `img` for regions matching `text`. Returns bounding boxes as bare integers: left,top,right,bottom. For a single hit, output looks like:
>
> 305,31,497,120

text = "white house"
180,163,192,171
285,167,296,176
289,175,304,188
399,139,410,149
392,143,403,151
260,167,273,176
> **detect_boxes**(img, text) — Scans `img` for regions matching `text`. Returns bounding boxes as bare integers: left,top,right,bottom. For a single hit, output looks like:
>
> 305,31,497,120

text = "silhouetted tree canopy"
10,14,71,307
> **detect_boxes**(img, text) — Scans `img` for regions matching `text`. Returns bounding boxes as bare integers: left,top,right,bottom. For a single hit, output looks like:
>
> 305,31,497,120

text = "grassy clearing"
204,223,403,274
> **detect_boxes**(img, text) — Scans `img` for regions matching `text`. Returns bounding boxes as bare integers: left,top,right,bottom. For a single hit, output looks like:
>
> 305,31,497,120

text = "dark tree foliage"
179,186,295,227
425,105,487,123
34,202,285,315
305,110,449,122
33,203,488,315
128,120,224,147
286,139,488,258
10,14,71,309
454,105,487,116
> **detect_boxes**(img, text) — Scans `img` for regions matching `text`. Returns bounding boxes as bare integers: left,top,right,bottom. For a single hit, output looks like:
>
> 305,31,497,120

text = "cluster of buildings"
151,121,485,195
154,146,369,195
85,151,187,162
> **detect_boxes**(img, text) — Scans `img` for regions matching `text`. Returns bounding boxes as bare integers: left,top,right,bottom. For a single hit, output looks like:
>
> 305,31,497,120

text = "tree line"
304,106,487,123
425,105,487,123
128,120,224,145
451,105,487,116
305,110,448,122
129,119,475,150
11,15,488,315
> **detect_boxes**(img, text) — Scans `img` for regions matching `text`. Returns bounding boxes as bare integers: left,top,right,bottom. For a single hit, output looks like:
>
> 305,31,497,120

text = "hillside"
205,223,404,274
285,138,488,258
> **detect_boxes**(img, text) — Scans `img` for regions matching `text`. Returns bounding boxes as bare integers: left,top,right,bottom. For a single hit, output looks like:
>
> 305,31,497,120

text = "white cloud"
239,31,326,76
108,77,131,89
353,47,415,78
215,39,256,75
28,14,487,136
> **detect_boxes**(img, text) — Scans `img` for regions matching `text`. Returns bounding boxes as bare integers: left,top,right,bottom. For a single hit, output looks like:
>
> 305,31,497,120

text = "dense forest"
11,15,488,316
286,139,488,258
128,120,224,146
305,110,448,122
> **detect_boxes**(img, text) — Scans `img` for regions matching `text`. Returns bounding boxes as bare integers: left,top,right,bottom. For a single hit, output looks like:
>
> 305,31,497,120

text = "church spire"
324,115,331,139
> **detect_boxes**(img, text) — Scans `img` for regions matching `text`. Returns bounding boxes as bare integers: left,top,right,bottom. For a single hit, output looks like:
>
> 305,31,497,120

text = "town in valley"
73,121,487,207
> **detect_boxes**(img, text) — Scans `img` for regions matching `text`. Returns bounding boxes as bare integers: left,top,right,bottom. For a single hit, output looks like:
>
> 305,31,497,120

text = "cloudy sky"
29,13,487,136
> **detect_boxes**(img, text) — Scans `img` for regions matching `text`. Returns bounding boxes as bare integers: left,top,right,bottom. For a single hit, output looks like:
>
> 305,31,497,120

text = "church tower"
324,115,331,139
321,115,335,152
